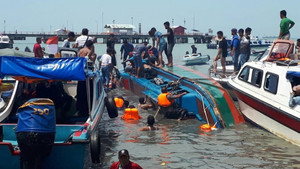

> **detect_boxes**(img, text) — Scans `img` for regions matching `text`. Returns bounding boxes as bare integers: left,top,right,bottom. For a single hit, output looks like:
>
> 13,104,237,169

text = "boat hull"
183,55,210,65
238,98,300,146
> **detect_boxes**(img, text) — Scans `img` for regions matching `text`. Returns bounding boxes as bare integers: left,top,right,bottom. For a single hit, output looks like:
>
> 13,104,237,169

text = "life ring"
90,130,101,163
105,96,118,118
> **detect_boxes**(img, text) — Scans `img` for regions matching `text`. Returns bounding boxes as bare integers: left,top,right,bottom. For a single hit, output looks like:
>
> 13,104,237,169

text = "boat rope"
195,89,210,126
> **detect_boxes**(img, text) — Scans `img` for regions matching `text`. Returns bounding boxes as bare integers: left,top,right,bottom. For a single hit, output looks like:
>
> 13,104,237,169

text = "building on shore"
104,24,135,35
171,26,186,35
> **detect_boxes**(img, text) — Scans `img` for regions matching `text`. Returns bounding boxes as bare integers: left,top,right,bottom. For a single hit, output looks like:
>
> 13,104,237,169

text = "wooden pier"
5,32,213,44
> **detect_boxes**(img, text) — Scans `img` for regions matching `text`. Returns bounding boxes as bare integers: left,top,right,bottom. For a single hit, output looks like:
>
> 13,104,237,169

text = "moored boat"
0,49,118,169
228,39,300,146
0,35,13,49
183,54,210,65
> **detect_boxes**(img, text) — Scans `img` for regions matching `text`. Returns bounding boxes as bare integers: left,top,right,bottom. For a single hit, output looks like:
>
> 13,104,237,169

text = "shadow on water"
84,88,300,169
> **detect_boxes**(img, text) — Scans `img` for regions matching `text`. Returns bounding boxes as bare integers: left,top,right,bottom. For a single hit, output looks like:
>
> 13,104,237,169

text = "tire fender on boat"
90,130,101,163
105,96,118,118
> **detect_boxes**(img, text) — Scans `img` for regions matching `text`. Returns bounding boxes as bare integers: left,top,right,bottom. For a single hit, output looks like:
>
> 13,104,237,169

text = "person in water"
139,115,158,131
156,87,188,120
110,149,143,169
138,96,155,110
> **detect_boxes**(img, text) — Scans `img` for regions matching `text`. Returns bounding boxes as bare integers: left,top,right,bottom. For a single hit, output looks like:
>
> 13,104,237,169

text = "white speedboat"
183,53,210,65
0,35,13,49
228,39,300,146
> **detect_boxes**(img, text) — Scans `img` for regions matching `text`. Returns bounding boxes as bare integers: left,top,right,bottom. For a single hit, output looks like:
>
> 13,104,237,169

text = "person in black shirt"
107,34,117,66
213,31,228,77
163,21,175,67
245,27,252,62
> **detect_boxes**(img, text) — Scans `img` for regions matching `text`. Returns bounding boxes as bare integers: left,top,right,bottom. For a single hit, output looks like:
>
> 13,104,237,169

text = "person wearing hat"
120,39,134,69
110,149,143,169
230,28,240,74
74,28,93,48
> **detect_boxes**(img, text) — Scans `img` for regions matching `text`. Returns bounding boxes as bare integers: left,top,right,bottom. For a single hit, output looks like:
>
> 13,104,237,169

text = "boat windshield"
268,43,291,61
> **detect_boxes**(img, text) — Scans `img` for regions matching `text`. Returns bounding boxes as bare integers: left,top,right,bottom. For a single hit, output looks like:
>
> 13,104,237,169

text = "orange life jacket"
157,93,173,107
122,108,141,120
114,97,124,108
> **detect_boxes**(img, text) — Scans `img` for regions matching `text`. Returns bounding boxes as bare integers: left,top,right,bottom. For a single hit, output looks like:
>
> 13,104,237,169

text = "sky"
1,0,300,38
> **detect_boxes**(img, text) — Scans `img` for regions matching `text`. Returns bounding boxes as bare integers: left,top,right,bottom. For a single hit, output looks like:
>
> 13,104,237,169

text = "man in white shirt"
238,28,249,68
100,48,113,87
74,28,93,48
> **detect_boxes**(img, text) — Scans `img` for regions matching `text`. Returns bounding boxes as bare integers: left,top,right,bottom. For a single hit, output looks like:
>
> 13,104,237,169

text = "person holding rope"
155,87,188,121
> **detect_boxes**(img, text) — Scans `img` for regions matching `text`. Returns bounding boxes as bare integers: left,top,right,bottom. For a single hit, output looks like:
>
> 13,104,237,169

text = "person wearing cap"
110,149,143,169
62,31,75,48
230,28,240,74
278,10,295,40
148,27,167,67
74,28,93,48
120,39,134,69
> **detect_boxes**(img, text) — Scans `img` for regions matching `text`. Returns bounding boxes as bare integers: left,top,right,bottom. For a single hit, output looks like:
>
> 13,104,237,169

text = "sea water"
13,38,300,169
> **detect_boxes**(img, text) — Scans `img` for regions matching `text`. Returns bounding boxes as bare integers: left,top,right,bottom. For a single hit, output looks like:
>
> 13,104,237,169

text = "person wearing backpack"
73,28,93,48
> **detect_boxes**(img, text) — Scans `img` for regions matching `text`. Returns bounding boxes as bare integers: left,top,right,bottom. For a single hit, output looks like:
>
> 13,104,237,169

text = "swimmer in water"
139,115,158,131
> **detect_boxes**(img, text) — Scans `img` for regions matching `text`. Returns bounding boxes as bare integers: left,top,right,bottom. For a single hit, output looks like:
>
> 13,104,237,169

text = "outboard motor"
16,98,56,169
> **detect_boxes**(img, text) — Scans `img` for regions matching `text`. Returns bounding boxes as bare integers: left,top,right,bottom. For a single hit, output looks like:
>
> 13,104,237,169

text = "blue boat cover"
286,71,300,80
0,56,87,80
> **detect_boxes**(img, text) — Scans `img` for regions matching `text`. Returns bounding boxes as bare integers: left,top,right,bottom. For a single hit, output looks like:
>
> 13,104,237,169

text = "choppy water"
13,38,300,169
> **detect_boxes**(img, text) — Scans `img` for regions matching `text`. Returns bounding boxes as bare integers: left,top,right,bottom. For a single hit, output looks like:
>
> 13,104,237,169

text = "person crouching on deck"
156,87,188,121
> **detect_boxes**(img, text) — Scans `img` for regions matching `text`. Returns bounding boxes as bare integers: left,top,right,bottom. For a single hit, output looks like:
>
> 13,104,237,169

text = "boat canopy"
0,56,87,81
286,71,300,80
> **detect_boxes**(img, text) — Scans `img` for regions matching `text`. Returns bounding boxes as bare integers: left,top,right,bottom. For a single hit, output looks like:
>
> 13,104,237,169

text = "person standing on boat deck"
107,34,117,66
74,28,93,48
100,48,113,88
278,10,295,40
78,40,96,62
133,41,148,78
33,37,43,58
120,39,134,69
289,85,300,107
230,28,240,74
245,27,252,62
148,27,167,67
62,31,75,48
238,28,249,68
163,21,175,67
110,149,143,169
213,31,227,76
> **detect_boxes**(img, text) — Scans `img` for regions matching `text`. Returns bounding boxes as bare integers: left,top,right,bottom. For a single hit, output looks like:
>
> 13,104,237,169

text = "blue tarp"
286,71,300,80
0,56,87,80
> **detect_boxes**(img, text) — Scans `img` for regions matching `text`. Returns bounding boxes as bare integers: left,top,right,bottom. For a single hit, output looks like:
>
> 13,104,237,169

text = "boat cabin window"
269,43,291,60
238,66,250,82
264,73,279,94
251,69,263,87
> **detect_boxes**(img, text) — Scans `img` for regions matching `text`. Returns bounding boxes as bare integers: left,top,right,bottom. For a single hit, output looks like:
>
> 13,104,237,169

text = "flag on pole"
46,36,58,54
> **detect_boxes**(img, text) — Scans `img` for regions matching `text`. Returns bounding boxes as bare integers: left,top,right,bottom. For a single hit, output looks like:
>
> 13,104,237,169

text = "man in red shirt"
33,37,43,58
110,149,143,169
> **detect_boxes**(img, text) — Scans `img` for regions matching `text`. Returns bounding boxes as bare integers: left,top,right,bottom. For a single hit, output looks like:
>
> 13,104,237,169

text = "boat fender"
105,96,118,118
90,130,101,163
